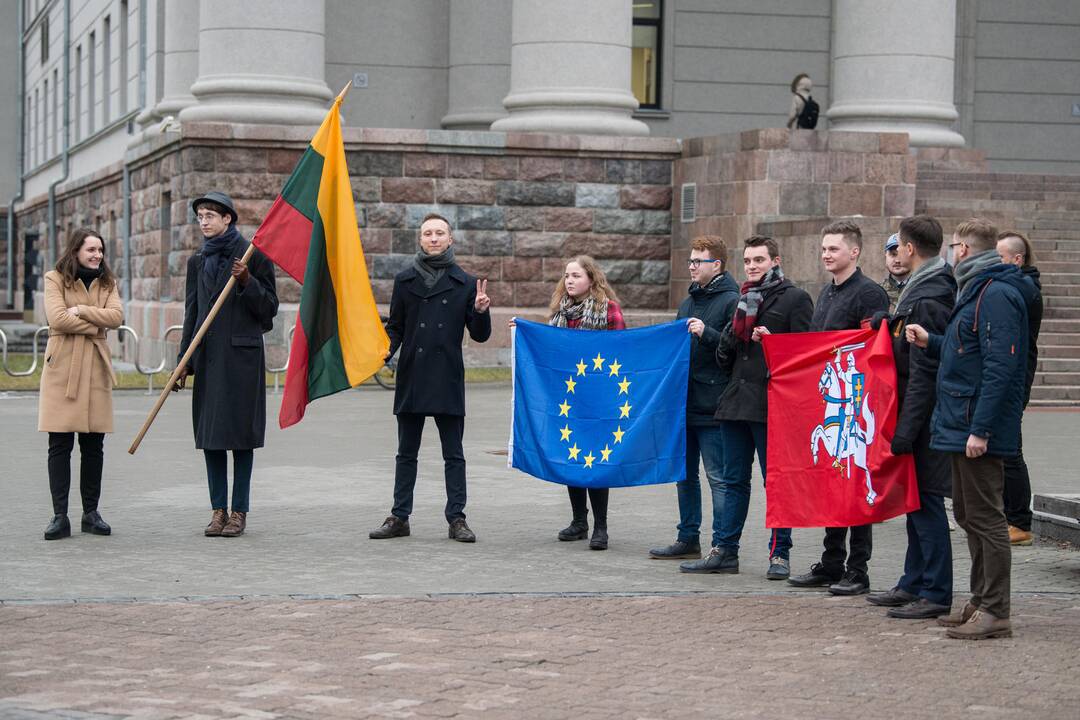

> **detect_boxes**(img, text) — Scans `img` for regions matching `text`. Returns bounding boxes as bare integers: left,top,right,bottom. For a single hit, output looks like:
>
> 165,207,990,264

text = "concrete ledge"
1033,494,1080,546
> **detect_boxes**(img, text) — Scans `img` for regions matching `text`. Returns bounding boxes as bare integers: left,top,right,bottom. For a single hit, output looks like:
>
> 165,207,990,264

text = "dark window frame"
632,0,663,110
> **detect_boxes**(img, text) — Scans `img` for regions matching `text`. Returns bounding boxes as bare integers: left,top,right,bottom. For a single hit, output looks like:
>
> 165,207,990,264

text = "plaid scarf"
550,295,609,330
731,266,785,342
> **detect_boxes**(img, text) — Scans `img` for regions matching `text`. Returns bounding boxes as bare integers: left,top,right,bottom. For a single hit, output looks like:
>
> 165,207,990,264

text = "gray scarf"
413,245,456,289
953,249,1000,297
550,295,609,330
897,256,945,306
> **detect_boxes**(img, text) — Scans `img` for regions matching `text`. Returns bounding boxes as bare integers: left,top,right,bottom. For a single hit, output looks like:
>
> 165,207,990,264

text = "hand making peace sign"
474,278,490,313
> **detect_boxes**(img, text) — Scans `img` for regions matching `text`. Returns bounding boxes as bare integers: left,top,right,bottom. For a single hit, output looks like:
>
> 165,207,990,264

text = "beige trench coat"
37,270,123,433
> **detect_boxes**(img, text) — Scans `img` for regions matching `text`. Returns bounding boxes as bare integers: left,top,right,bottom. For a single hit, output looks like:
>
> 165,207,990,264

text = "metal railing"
267,326,295,394
0,325,50,376
115,325,185,394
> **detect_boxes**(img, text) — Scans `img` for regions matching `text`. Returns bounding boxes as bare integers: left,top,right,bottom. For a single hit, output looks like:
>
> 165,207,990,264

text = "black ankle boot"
558,513,589,541
589,526,609,550
44,514,71,540
81,510,112,535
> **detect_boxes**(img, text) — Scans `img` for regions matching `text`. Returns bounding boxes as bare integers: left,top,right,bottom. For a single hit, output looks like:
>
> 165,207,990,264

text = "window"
120,1,128,113
75,44,82,141
52,68,58,155
42,78,48,160
40,16,49,63
88,31,96,134
33,87,39,167
103,16,111,123
632,1,662,109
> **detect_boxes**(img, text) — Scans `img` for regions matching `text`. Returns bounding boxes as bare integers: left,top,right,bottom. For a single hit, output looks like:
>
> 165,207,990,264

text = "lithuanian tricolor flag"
253,86,389,428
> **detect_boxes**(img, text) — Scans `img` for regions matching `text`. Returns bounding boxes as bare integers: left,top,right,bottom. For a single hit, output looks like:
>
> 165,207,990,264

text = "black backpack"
796,94,819,129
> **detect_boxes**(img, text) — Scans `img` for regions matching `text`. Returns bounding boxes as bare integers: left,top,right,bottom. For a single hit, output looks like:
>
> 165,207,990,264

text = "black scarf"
414,246,456,289
201,226,242,283
76,264,102,290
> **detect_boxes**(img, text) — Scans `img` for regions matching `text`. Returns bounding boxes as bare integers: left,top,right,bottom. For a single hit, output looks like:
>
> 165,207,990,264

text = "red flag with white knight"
761,325,918,528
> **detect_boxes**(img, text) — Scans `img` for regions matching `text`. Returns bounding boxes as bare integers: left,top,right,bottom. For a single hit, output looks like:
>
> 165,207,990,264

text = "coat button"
418,347,424,352
423,299,429,303
438,323,443,328
442,298,448,304
742,355,748,360
420,322,426,328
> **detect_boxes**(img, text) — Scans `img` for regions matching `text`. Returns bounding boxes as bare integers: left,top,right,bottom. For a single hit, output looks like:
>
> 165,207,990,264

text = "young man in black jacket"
866,215,957,619
680,236,813,579
996,230,1043,547
789,220,889,595
649,235,739,561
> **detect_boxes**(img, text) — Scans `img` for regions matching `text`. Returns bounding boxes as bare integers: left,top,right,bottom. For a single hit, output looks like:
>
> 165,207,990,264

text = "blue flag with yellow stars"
509,319,690,488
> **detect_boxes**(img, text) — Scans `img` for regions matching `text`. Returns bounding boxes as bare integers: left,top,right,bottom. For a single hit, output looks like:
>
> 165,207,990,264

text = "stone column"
152,0,199,120
441,0,511,130
491,0,648,136
827,0,965,147
178,0,333,125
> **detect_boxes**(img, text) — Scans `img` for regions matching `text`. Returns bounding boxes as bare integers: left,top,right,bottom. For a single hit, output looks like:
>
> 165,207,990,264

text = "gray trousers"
951,453,1011,618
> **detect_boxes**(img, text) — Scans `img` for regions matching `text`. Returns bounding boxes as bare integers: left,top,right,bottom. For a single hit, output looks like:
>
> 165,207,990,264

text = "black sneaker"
679,546,738,574
788,562,843,587
369,515,410,539
828,570,870,596
648,539,701,559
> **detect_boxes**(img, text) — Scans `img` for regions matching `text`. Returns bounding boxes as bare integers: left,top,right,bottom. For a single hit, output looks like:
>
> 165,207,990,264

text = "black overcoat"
385,264,491,416
179,238,279,450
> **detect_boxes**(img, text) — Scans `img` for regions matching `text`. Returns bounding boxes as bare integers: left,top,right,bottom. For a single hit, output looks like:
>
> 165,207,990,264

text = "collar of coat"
401,263,468,297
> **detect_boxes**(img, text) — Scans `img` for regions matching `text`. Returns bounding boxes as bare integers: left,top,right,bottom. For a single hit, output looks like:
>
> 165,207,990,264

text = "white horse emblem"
810,345,878,505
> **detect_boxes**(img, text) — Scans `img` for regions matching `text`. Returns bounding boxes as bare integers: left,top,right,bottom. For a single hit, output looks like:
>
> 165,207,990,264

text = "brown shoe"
205,509,228,537
937,601,978,627
1008,525,1033,546
946,610,1013,640
220,511,247,537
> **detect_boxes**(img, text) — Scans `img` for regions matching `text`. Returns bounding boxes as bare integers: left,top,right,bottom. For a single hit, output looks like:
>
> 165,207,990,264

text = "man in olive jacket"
369,213,491,543
680,236,813,579
866,215,956,619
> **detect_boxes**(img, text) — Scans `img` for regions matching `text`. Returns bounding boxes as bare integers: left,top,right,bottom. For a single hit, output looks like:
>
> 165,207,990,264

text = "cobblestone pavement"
1,388,1078,718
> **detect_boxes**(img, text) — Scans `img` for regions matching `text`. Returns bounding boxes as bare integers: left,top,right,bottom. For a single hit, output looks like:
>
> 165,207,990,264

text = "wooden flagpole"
128,243,256,454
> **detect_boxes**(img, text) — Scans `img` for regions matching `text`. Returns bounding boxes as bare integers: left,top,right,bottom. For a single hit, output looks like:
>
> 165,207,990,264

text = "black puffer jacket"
676,272,739,425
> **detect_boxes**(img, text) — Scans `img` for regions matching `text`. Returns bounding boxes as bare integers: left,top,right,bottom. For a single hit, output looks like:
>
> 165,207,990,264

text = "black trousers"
821,524,873,579
392,413,467,522
1003,429,1032,531
47,432,104,516
567,486,609,528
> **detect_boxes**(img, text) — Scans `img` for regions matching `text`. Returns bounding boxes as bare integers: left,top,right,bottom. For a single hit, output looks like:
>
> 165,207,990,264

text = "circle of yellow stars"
557,351,632,469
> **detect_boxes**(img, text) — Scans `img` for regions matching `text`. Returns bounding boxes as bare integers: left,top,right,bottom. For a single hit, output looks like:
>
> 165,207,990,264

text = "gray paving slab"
2,386,1078,602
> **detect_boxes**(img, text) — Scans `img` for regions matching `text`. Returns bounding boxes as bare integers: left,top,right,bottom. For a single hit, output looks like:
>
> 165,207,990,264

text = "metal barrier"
115,325,185,394
0,325,50,377
267,326,295,394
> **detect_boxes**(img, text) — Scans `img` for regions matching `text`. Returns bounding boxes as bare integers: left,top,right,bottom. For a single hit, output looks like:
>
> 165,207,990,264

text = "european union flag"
509,319,690,488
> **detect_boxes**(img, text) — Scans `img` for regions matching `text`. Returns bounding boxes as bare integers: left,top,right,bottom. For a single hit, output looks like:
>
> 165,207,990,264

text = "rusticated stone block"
520,157,564,181
594,209,644,234
501,257,542,281
382,178,434,204
735,182,779,215
504,207,545,231
768,151,815,182
598,259,641,283
864,155,908,185
829,153,864,183
829,184,883,216
879,133,909,154
455,255,501,279
740,128,789,151
735,151,768,181
457,205,505,230
371,278,394,304
216,148,268,173
641,210,672,235
405,204,458,228
617,283,669,308
367,203,405,228
469,231,513,256
544,208,593,232
404,153,447,178
448,155,484,179
276,276,302,303
484,280,514,307
484,156,519,179
779,183,829,216
436,179,497,205
515,281,553,306
351,177,381,202
883,185,915,217
564,158,606,182
543,257,567,281
268,148,303,174
372,253,414,279
361,228,391,254
347,151,403,177
514,232,566,257
562,233,670,260
828,132,880,153
788,131,827,152
576,184,619,208
606,159,641,184
641,160,673,185
621,185,673,210
391,229,418,254
640,260,671,285
496,181,575,206
183,146,216,172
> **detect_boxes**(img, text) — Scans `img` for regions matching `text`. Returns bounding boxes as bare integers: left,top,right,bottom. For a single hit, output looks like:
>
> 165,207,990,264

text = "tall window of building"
120,0,129,114
75,44,82,142
33,87,39,167
43,77,48,160
631,1,662,110
52,68,59,154
40,15,49,63
103,16,111,124
88,31,96,134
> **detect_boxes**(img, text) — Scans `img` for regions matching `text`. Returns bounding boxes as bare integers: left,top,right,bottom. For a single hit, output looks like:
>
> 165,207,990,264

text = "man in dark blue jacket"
907,218,1037,640
649,235,739,561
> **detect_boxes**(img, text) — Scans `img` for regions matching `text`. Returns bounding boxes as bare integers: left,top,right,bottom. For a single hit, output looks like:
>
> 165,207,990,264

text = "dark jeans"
204,449,254,512
568,486,608,528
717,420,792,560
47,432,104,516
393,413,467,522
1003,429,1032,531
897,491,953,606
821,524,873,579
952,453,1011,618
676,424,726,546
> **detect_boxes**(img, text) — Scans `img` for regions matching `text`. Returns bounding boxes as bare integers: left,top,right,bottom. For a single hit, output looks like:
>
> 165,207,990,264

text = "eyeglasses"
686,258,720,268
948,241,967,249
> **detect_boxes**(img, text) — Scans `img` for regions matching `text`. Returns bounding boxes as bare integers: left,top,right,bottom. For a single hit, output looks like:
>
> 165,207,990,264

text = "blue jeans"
717,420,792,559
897,491,953,606
676,424,726,546
205,449,253,512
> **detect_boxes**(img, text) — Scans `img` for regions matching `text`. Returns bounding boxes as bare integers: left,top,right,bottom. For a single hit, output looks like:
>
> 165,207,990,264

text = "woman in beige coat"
39,228,123,540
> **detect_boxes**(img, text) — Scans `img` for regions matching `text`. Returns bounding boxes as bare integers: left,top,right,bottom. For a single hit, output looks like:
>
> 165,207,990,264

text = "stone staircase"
915,171,1080,406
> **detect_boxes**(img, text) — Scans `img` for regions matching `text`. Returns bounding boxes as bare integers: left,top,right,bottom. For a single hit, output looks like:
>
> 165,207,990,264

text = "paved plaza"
1,386,1078,718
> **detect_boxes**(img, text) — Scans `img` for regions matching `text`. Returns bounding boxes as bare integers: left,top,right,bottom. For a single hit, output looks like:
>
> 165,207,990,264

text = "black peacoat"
178,238,279,450
385,264,491,416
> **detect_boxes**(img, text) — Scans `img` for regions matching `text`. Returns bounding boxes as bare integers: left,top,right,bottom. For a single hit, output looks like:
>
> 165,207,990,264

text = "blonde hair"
548,255,620,314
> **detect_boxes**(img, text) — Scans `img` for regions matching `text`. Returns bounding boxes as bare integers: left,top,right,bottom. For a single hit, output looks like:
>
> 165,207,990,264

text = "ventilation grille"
680,183,697,224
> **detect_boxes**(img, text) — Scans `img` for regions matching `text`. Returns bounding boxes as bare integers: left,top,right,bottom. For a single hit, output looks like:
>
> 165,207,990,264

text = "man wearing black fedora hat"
174,191,279,538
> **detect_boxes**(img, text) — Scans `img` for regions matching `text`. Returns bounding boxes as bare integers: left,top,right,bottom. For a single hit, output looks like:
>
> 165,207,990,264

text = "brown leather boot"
936,601,978,627
205,509,228,537
946,610,1012,640
220,511,247,537
1008,525,1033,546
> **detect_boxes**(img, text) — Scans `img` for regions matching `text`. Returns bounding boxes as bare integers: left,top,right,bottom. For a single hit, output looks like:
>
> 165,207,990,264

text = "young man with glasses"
649,236,739,562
